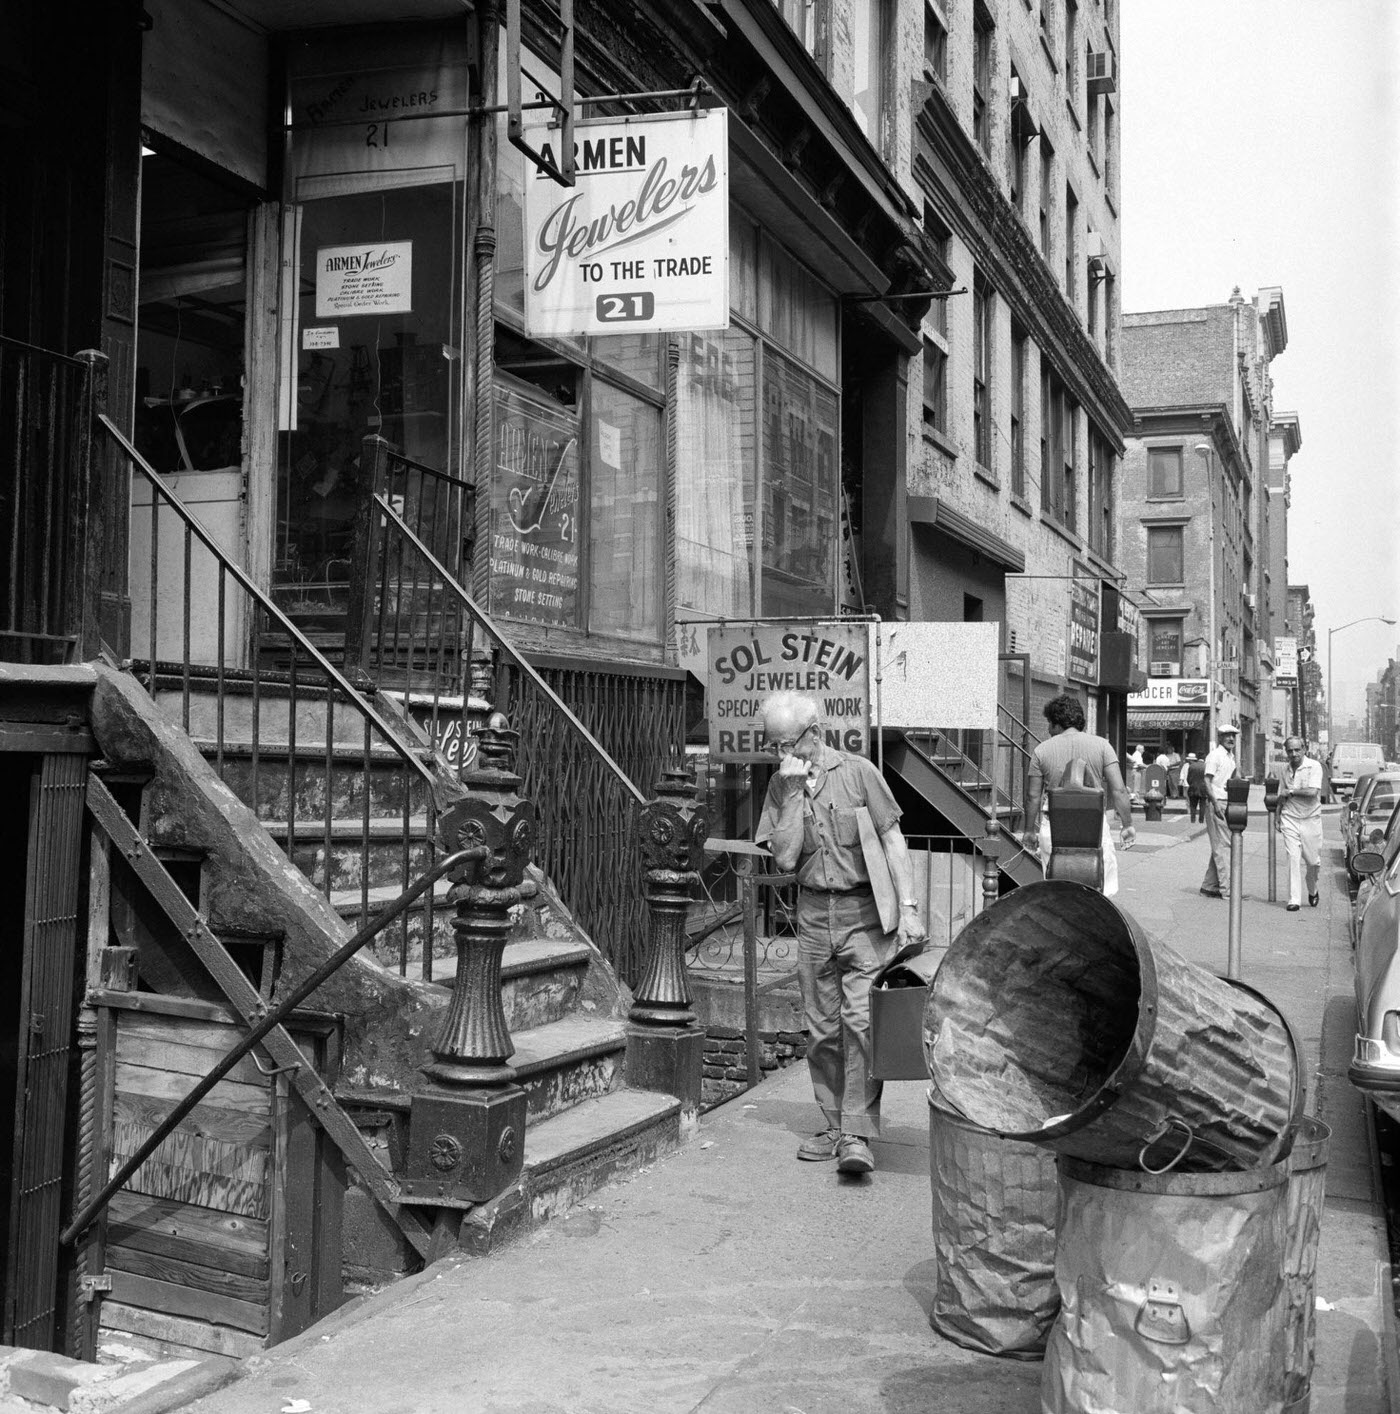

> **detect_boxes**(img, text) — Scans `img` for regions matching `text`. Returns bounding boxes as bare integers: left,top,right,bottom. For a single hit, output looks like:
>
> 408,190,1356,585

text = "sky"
1120,2,1400,721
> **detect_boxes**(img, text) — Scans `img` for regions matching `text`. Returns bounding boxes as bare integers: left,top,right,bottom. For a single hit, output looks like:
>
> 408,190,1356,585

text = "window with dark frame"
1039,137,1054,258
1011,327,1028,499
1064,0,1077,105
1148,618,1184,675
924,1,948,85
973,4,994,156
1040,368,1077,529
973,275,993,469
924,204,951,337
1064,183,1077,302
1148,446,1183,498
1008,67,1036,218
1146,525,1185,585
773,0,831,69
1087,424,1114,558
923,336,948,435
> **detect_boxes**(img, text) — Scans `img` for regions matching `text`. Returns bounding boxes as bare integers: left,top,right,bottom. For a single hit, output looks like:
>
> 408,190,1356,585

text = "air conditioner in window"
1245,592,1257,610
1087,50,1117,95
1084,231,1106,260
1149,661,1180,676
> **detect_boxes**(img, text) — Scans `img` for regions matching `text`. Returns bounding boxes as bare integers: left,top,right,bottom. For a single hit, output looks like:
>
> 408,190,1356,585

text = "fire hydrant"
1143,782,1165,821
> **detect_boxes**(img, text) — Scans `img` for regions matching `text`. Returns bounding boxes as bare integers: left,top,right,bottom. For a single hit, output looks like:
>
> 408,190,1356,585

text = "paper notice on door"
302,326,340,350
314,241,413,317
597,420,621,468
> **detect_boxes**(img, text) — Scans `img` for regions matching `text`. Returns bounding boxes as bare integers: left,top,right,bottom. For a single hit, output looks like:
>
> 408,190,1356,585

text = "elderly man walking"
756,691,926,1176
1199,723,1240,898
1278,735,1324,911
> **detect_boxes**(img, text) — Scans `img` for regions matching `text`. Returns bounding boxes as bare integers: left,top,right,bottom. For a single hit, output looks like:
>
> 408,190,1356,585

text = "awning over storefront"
1128,710,1207,731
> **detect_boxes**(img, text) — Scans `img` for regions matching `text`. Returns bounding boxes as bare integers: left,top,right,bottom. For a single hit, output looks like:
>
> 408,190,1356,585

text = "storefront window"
676,329,758,617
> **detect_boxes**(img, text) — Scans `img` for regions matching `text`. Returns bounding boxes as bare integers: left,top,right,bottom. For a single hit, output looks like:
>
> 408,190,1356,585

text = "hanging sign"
489,378,580,627
1129,678,1212,709
522,110,729,338
1275,635,1298,682
1067,574,1101,685
314,242,413,317
706,622,870,762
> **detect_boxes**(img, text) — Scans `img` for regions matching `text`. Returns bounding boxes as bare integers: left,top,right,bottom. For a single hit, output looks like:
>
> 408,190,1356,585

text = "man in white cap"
1199,724,1240,897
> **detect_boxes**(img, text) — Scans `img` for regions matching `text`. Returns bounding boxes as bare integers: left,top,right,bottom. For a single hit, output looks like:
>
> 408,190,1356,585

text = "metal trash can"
1042,1155,1290,1413
927,1093,1059,1359
927,880,1303,1172
1284,1117,1331,1411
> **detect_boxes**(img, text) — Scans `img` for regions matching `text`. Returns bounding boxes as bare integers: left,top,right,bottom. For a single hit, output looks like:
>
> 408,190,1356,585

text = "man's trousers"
794,889,892,1139
1279,812,1322,907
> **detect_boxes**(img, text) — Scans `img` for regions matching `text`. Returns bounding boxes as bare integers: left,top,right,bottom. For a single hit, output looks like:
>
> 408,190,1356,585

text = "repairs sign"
522,109,728,338
706,622,870,763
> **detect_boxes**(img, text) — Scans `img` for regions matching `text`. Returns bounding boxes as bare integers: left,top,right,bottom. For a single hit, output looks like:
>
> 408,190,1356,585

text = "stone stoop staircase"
145,673,684,1274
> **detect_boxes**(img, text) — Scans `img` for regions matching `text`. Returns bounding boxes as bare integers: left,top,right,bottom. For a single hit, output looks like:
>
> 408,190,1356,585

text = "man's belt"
798,883,873,896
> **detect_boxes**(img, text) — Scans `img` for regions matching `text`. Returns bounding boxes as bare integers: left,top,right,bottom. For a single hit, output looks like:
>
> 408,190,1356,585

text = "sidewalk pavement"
182,791,1398,1414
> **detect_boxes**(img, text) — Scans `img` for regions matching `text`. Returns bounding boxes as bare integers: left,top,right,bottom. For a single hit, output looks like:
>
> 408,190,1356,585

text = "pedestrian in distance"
1022,694,1136,897
1199,723,1240,898
756,691,927,1176
1128,743,1146,797
1277,734,1324,911
1184,753,1207,823
1167,747,1183,798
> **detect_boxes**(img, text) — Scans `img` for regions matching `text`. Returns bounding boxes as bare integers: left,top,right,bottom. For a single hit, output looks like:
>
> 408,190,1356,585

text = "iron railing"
100,415,448,980
362,487,680,988
0,337,102,664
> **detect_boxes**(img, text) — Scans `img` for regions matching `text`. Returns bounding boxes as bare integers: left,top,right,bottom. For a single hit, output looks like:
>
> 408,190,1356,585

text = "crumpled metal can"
928,1094,1059,1359
1042,1155,1289,1413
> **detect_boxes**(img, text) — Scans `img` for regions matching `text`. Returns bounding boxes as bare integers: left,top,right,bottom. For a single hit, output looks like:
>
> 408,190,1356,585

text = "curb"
104,1357,238,1414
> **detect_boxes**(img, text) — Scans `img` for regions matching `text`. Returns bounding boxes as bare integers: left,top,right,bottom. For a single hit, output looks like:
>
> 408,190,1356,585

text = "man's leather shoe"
1309,893,1320,907
1199,887,1223,898
1287,904,1300,912
797,1127,841,1161
836,1135,875,1174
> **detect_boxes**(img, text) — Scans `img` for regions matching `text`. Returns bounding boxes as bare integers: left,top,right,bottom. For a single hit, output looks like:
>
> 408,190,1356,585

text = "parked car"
1355,799,1400,941
1343,771,1400,880
1349,829,1400,1122
1330,741,1386,800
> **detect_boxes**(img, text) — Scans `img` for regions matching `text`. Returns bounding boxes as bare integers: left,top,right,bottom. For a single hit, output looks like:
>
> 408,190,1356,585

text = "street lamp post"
1327,616,1397,752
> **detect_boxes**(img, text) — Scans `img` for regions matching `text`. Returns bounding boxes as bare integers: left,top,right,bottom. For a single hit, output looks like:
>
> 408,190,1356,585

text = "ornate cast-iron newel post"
625,766,710,1134
402,714,537,1211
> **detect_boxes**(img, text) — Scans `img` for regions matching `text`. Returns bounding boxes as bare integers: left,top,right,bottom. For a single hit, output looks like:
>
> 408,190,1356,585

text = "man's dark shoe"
836,1135,875,1174
1309,893,1320,907
797,1127,841,1162
1199,887,1223,898
1287,903,1300,912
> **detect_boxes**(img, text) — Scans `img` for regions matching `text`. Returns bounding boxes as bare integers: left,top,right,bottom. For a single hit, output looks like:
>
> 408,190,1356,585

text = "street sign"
1275,636,1298,677
522,110,729,337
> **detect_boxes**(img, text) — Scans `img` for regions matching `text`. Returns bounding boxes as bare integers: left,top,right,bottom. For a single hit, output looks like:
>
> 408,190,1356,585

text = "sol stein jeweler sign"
522,110,729,338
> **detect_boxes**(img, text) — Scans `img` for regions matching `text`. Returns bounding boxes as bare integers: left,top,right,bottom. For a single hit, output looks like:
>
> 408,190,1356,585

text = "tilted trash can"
1042,1155,1290,1414
927,881,1303,1172
927,1092,1059,1359
1284,1117,1331,1411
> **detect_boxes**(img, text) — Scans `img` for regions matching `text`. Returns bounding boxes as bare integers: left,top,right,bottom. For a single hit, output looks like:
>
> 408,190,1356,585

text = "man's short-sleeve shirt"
1281,756,1324,822
1028,729,1119,796
755,743,901,890
1204,745,1237,803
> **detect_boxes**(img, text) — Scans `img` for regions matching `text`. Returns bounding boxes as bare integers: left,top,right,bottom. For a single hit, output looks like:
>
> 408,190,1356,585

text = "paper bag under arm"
856,806,900,934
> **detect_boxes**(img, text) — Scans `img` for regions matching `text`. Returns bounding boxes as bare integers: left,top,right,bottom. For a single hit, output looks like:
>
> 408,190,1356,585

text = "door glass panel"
275,182,459,609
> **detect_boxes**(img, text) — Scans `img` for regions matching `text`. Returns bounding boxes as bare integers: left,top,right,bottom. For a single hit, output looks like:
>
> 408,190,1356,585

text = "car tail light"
1383,1012,1400,1055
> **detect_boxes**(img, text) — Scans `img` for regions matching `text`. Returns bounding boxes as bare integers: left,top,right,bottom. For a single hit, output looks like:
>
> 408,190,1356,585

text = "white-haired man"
756,692,926,1176
1199,723,1240,898
1277,735,1323,911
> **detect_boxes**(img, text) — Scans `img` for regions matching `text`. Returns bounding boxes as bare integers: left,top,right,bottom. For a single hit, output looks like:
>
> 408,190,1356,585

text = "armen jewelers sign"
522,110,729,338
315,242,413,317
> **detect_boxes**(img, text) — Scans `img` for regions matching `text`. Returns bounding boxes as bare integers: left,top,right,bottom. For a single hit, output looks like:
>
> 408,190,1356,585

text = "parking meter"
1225,777,1251,979
1263,775,1280,902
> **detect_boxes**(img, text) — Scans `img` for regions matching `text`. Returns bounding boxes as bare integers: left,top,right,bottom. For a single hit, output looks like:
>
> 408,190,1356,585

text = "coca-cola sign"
522,110,729,338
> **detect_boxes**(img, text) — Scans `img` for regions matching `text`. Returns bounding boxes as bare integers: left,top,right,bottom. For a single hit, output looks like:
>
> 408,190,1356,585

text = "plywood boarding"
105,1008,273,1344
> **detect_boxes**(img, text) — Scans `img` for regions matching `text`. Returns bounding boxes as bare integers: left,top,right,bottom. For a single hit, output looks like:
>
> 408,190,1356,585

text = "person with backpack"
1022,694,1136,896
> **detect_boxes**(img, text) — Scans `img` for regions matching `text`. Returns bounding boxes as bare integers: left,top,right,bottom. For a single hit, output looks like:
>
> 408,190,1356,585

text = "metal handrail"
379,442,474,490
101,414,437,793
373,492,647,806
61,844,483,1246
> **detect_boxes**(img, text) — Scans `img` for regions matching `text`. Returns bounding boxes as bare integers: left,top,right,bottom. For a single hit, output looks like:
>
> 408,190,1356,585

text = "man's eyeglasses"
764,724,815,755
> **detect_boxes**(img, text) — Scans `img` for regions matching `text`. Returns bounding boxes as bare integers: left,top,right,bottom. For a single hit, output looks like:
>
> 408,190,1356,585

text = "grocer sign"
522,110,729,338
1128,678,1212,709
706,623,870,762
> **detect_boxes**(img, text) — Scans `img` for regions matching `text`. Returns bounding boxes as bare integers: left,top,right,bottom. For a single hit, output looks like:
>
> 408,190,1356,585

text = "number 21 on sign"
596,292,655,322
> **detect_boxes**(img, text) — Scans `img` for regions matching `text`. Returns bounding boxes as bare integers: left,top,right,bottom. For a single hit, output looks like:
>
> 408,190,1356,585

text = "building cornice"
913,93,1133,447
1271,411,1302,458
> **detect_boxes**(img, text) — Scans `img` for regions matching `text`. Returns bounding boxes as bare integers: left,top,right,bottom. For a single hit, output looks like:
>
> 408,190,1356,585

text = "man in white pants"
1199,724,1239,898
1277,735,1324,911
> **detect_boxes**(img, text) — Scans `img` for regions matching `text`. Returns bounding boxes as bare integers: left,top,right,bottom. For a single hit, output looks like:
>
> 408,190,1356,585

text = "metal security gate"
5,752,86,1349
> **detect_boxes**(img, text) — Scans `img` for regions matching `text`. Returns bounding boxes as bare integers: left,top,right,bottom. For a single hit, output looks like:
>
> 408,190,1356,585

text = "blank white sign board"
878,622,1000,730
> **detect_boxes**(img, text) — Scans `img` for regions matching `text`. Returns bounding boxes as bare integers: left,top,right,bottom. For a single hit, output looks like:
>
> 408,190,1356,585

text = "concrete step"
200,740,433,823
510,1013,629,1123
265,816,436,893
464,1088,684,1254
